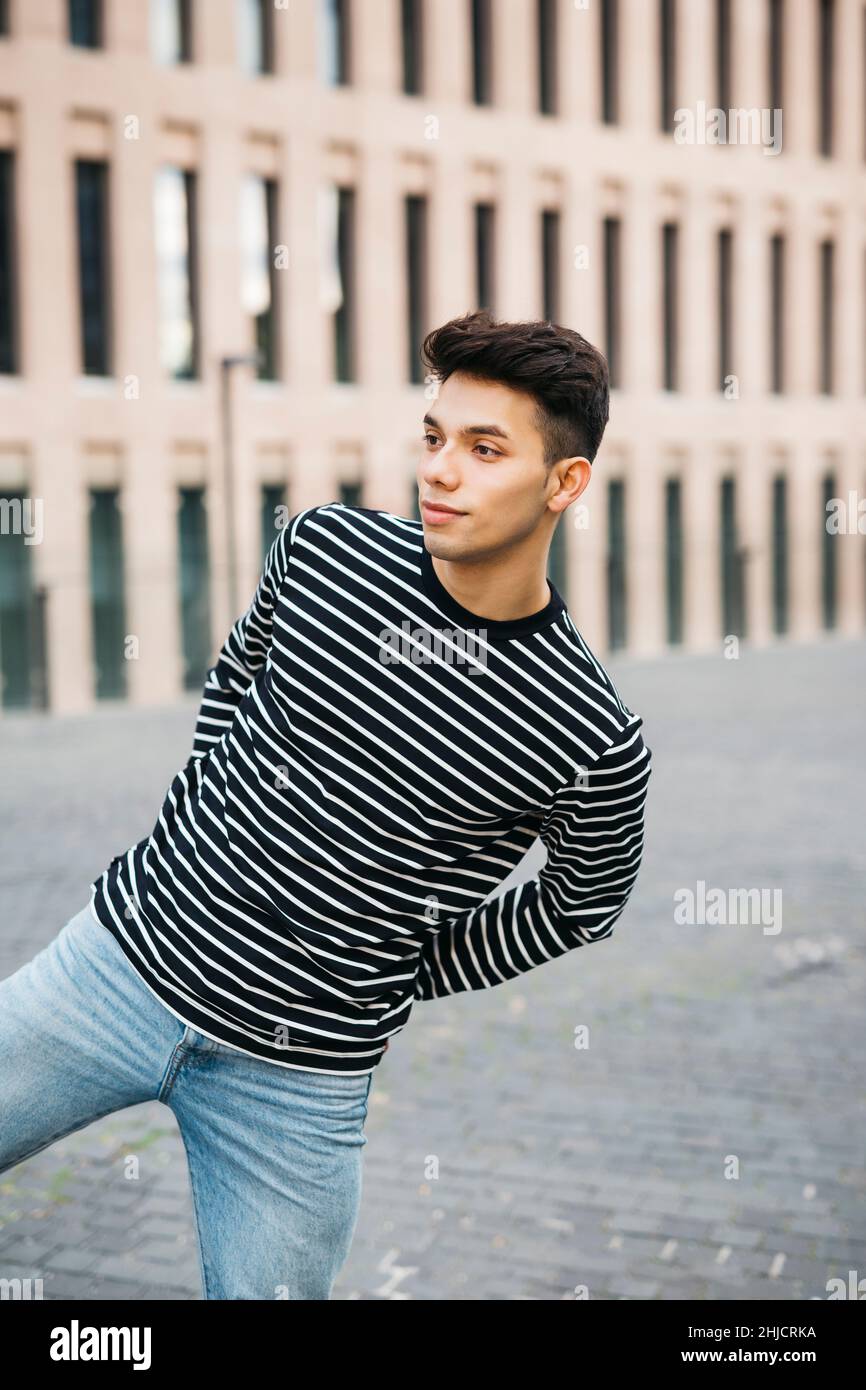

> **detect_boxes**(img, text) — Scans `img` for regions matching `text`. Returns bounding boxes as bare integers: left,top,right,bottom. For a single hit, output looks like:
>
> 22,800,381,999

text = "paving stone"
0,642,863,1301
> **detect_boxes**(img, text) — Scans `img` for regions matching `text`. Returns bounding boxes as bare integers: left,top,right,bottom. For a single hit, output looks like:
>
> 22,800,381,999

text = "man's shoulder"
555,619,646,754
287,503,423,559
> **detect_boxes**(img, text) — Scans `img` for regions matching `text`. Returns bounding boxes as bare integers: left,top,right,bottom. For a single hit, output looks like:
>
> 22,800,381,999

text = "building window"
238,0,274,75
75,159,111,376
0,493,46,709
69,0,102,48
334,186,356,382
771,473,787,635
320,0,350,85
665,477,683,644
659,0,676,132
240,174,280,381
541,209,560,323
406,194,428,385
178,487,211,691
770,233,785,393
821,471,837,628
339,480,363,508
600,0,619,123
474,202,495,314
548,515,568,605
768,0,783,116
819,239,834,394
154,167,199,379
401,0,424,94
151,0,193,65
818,0,834,156
0,150,17,374
471,0,493,105
260,483,287,565
607,480,627,650
661,221,678,391
88,489,127,700
720,475,745,638
715,0,731,111
717,228,733,392
603,215,621,389
537,0,557,115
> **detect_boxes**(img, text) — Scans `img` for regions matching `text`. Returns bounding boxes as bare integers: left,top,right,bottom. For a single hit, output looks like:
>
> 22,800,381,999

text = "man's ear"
549,456,591,512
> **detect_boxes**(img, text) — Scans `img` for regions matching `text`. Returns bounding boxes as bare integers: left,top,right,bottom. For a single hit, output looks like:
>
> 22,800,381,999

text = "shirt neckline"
418,539,565,641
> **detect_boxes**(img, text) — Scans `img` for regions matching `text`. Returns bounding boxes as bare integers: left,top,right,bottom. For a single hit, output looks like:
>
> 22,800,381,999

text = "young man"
0,310,652,1300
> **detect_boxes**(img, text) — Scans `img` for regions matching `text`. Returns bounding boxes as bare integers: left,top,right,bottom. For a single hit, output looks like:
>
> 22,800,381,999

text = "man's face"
417,372,572,561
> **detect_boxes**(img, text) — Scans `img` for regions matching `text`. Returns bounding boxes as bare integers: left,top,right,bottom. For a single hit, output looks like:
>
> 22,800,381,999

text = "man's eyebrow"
422,413,511,441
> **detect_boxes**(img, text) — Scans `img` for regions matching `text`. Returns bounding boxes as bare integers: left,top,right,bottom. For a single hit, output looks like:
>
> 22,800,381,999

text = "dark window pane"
659,0,676,132
665,477,683,644
717,227,733,391
260,483,287,565
475,202,495,313
75,159,111,375
401,0,424,94
178,487,211,690
69,0,102,48
600,0,619,123
410,480,422,520
768,0,783,115
406,195,428,384
603,215,621,388
0,493,44,708
89,488,127,700
547,515,568,604
607,479,627,649
716,0,731,110
821,471,837,628
770,233,785,393
334,186,356,381
471,0,493,104
542,209,560,323
339,481,363,508
819,239,834,393
818,0,834,155
538,0,557,114
0,150,17,373
720,475,746,637
771,473,787,634
662,221,678,390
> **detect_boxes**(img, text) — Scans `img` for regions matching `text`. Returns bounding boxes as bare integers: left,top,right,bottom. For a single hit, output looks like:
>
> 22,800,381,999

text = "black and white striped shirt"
90,504,652,1075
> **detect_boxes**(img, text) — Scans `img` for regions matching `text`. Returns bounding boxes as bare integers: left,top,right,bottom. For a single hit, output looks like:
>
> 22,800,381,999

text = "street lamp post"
219,351,262,622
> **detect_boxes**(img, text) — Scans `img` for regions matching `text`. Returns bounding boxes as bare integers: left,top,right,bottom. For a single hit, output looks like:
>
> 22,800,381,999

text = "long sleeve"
190,510,305,759
413,717,652,1001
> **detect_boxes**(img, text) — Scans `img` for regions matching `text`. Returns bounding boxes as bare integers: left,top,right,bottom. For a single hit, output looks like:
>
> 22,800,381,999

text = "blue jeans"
0,901,373,1299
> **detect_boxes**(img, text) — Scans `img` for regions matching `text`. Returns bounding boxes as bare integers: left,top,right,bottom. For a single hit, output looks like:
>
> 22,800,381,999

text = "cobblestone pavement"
1,637,864,1301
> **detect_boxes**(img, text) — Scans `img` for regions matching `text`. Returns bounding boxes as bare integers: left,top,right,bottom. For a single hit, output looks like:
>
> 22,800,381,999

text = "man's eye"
475,444,501,458
422,433,439,446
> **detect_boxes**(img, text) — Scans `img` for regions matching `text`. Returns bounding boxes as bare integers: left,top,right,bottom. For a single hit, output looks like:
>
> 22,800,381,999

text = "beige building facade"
0,0,864,715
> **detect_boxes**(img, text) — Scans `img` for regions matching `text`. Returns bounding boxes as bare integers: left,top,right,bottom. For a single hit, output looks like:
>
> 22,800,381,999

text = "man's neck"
429,549,551,623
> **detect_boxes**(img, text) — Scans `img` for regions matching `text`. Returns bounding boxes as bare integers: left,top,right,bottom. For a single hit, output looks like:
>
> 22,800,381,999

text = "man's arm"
413,718,652,1000
190,508,311,759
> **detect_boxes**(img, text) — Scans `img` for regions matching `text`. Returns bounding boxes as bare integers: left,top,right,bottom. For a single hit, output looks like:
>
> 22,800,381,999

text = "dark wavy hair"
419,309,610,467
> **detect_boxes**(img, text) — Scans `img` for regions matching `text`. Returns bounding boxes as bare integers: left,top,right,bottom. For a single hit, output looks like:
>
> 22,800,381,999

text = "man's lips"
421,500,466,521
